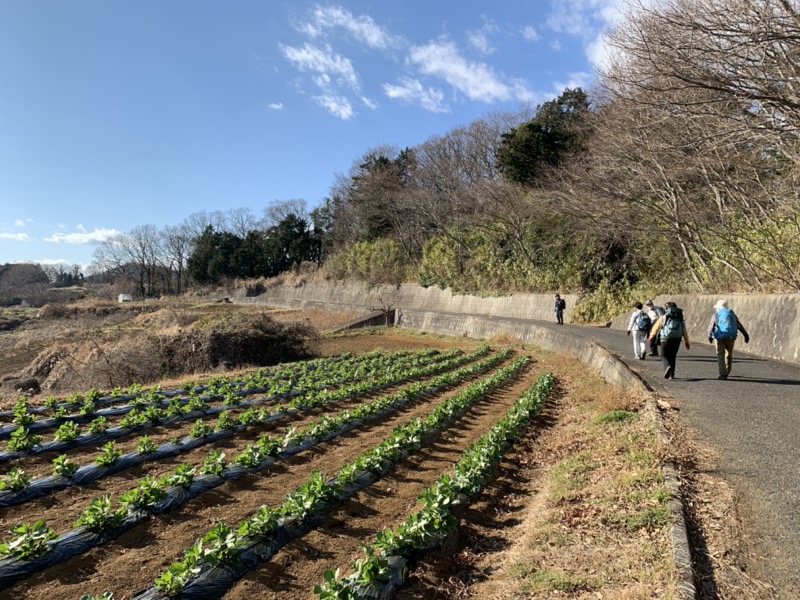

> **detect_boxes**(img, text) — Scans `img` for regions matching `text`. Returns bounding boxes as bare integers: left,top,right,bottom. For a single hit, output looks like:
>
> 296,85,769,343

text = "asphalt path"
559,322,800,595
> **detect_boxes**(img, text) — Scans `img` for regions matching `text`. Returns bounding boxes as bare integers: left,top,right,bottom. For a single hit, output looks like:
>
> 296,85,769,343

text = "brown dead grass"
398,349,677,599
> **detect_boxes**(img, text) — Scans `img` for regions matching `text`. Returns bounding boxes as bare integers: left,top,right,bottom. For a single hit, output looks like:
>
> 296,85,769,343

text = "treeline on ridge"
7,0,800,322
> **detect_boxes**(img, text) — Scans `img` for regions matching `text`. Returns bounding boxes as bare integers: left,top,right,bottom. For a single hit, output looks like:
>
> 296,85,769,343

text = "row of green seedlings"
314,371,556,600
0,351,367,422
0,351,356,425
1,349,432,441
0,348,483,499
0,349,458,458
141,355,530,598
0,347,506,572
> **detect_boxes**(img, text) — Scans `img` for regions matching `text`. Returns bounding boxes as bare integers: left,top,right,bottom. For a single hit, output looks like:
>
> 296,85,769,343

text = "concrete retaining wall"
234,282,800,366
397,309,645,391
610,293,800,365
235,281,577,324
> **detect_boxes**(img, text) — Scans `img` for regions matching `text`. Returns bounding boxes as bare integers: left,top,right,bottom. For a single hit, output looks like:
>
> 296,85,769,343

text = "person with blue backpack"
626,302,651,360
707,299,749,380
648,301,691,379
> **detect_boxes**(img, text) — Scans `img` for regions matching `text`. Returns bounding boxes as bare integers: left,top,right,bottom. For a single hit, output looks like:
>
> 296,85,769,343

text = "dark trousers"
661,338,682,374
556,310,564,325
649,336,661,355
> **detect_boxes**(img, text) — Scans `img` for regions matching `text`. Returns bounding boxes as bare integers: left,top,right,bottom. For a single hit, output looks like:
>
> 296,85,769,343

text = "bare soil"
0,305,752,599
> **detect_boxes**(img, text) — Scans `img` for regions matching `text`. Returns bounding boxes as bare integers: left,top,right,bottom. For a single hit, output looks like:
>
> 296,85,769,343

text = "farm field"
0,312,676,599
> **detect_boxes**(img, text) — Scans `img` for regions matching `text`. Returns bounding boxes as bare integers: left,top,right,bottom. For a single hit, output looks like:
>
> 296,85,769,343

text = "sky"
0,0,622,271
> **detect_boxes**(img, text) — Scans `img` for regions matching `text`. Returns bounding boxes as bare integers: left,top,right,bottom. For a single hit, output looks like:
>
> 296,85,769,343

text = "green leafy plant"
190,419,212,439
79,398,97,418
160,464,196,489
53,420,81,443
75,495,127,531
52,454,80,478
89,416,110,434
118,476,167,513
7,427,42,453
136,436,158,454
95,441,122,468
214,411,237,431
0,467,31,492
80,593,114,600
0,521,57,560
199,450,227,477
12,398,35,426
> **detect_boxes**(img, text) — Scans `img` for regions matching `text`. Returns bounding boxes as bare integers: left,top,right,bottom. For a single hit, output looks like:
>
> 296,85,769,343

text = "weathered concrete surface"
234,281,579,326
236,283,800,366
610,294,800,365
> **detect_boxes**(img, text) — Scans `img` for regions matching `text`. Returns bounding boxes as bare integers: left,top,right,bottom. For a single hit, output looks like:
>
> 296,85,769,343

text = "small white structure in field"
118,294,133,303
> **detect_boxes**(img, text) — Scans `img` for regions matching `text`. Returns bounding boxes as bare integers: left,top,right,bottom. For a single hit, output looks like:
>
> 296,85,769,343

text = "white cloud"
313,94,354,120
300,4,403,49
383,78,449,113
553,72,595,92
0,232,31,242
551,40,562,51
268,102,284,110
14,219,24,227
407,39,532,103
545,0,625,68
361,96,379,110
522,25,541,42
467,20,498,55
76,224,86,232
45,228,121,245
280,42,360,90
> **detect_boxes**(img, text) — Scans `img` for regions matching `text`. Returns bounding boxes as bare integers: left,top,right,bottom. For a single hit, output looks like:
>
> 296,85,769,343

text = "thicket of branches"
322,0,800,305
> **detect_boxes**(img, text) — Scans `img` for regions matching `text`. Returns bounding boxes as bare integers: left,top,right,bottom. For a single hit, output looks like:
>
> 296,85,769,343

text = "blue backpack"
636,311,652,332
661,307,684,340
714,308,738,339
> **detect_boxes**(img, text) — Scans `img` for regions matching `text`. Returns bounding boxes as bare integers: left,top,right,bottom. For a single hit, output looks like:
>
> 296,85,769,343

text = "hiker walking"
707,299,749,380
645,300,665,357
648,301,690,379
626,302,651,360
554,294,566,325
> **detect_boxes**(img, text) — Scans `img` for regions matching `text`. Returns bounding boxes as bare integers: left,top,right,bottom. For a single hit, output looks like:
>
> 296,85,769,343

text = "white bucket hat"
714,299,728,309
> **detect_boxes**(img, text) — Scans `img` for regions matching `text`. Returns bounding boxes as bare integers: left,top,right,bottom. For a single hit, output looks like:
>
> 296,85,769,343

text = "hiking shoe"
649,352,659,357
664,367,673,379
717,374,727,380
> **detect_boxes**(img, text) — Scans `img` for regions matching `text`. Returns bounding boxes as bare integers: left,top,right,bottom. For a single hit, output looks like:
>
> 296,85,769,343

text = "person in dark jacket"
554,294,566,325
644,299,665,357
707,299,750,380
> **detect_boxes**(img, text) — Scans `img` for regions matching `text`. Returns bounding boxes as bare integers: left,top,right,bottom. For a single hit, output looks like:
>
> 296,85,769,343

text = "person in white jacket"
626,302,651,360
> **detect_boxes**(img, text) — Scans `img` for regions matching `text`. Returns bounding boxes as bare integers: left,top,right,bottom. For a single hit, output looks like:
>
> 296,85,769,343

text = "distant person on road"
626,302,650,360
645,300,665,357
554,294,566,325
648,301,690,379
707,299,750,380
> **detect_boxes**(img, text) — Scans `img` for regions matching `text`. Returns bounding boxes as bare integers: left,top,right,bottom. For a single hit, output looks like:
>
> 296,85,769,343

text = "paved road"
560,323,800,595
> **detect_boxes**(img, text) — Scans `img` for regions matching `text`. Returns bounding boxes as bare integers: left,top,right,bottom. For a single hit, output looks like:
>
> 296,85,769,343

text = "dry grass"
402,348,678,599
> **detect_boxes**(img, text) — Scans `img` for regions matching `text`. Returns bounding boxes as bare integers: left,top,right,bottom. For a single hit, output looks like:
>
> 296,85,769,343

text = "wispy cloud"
467,19,499,55
299,4,404,49
0,232,31,242
313,94,354,120
383,78,449,113
361,96,379,110
407,39,533,103
13,219,25,227
522,25,541,42
280,43,359,90
45,228,121,245
268,102,284,110
545,0,624,68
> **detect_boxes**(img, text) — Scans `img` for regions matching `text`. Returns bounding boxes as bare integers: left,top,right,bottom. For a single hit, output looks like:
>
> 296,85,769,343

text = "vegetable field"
0,341,555,600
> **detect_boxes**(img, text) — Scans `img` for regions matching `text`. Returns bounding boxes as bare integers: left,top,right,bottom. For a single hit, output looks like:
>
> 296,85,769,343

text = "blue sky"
0,0,620,270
